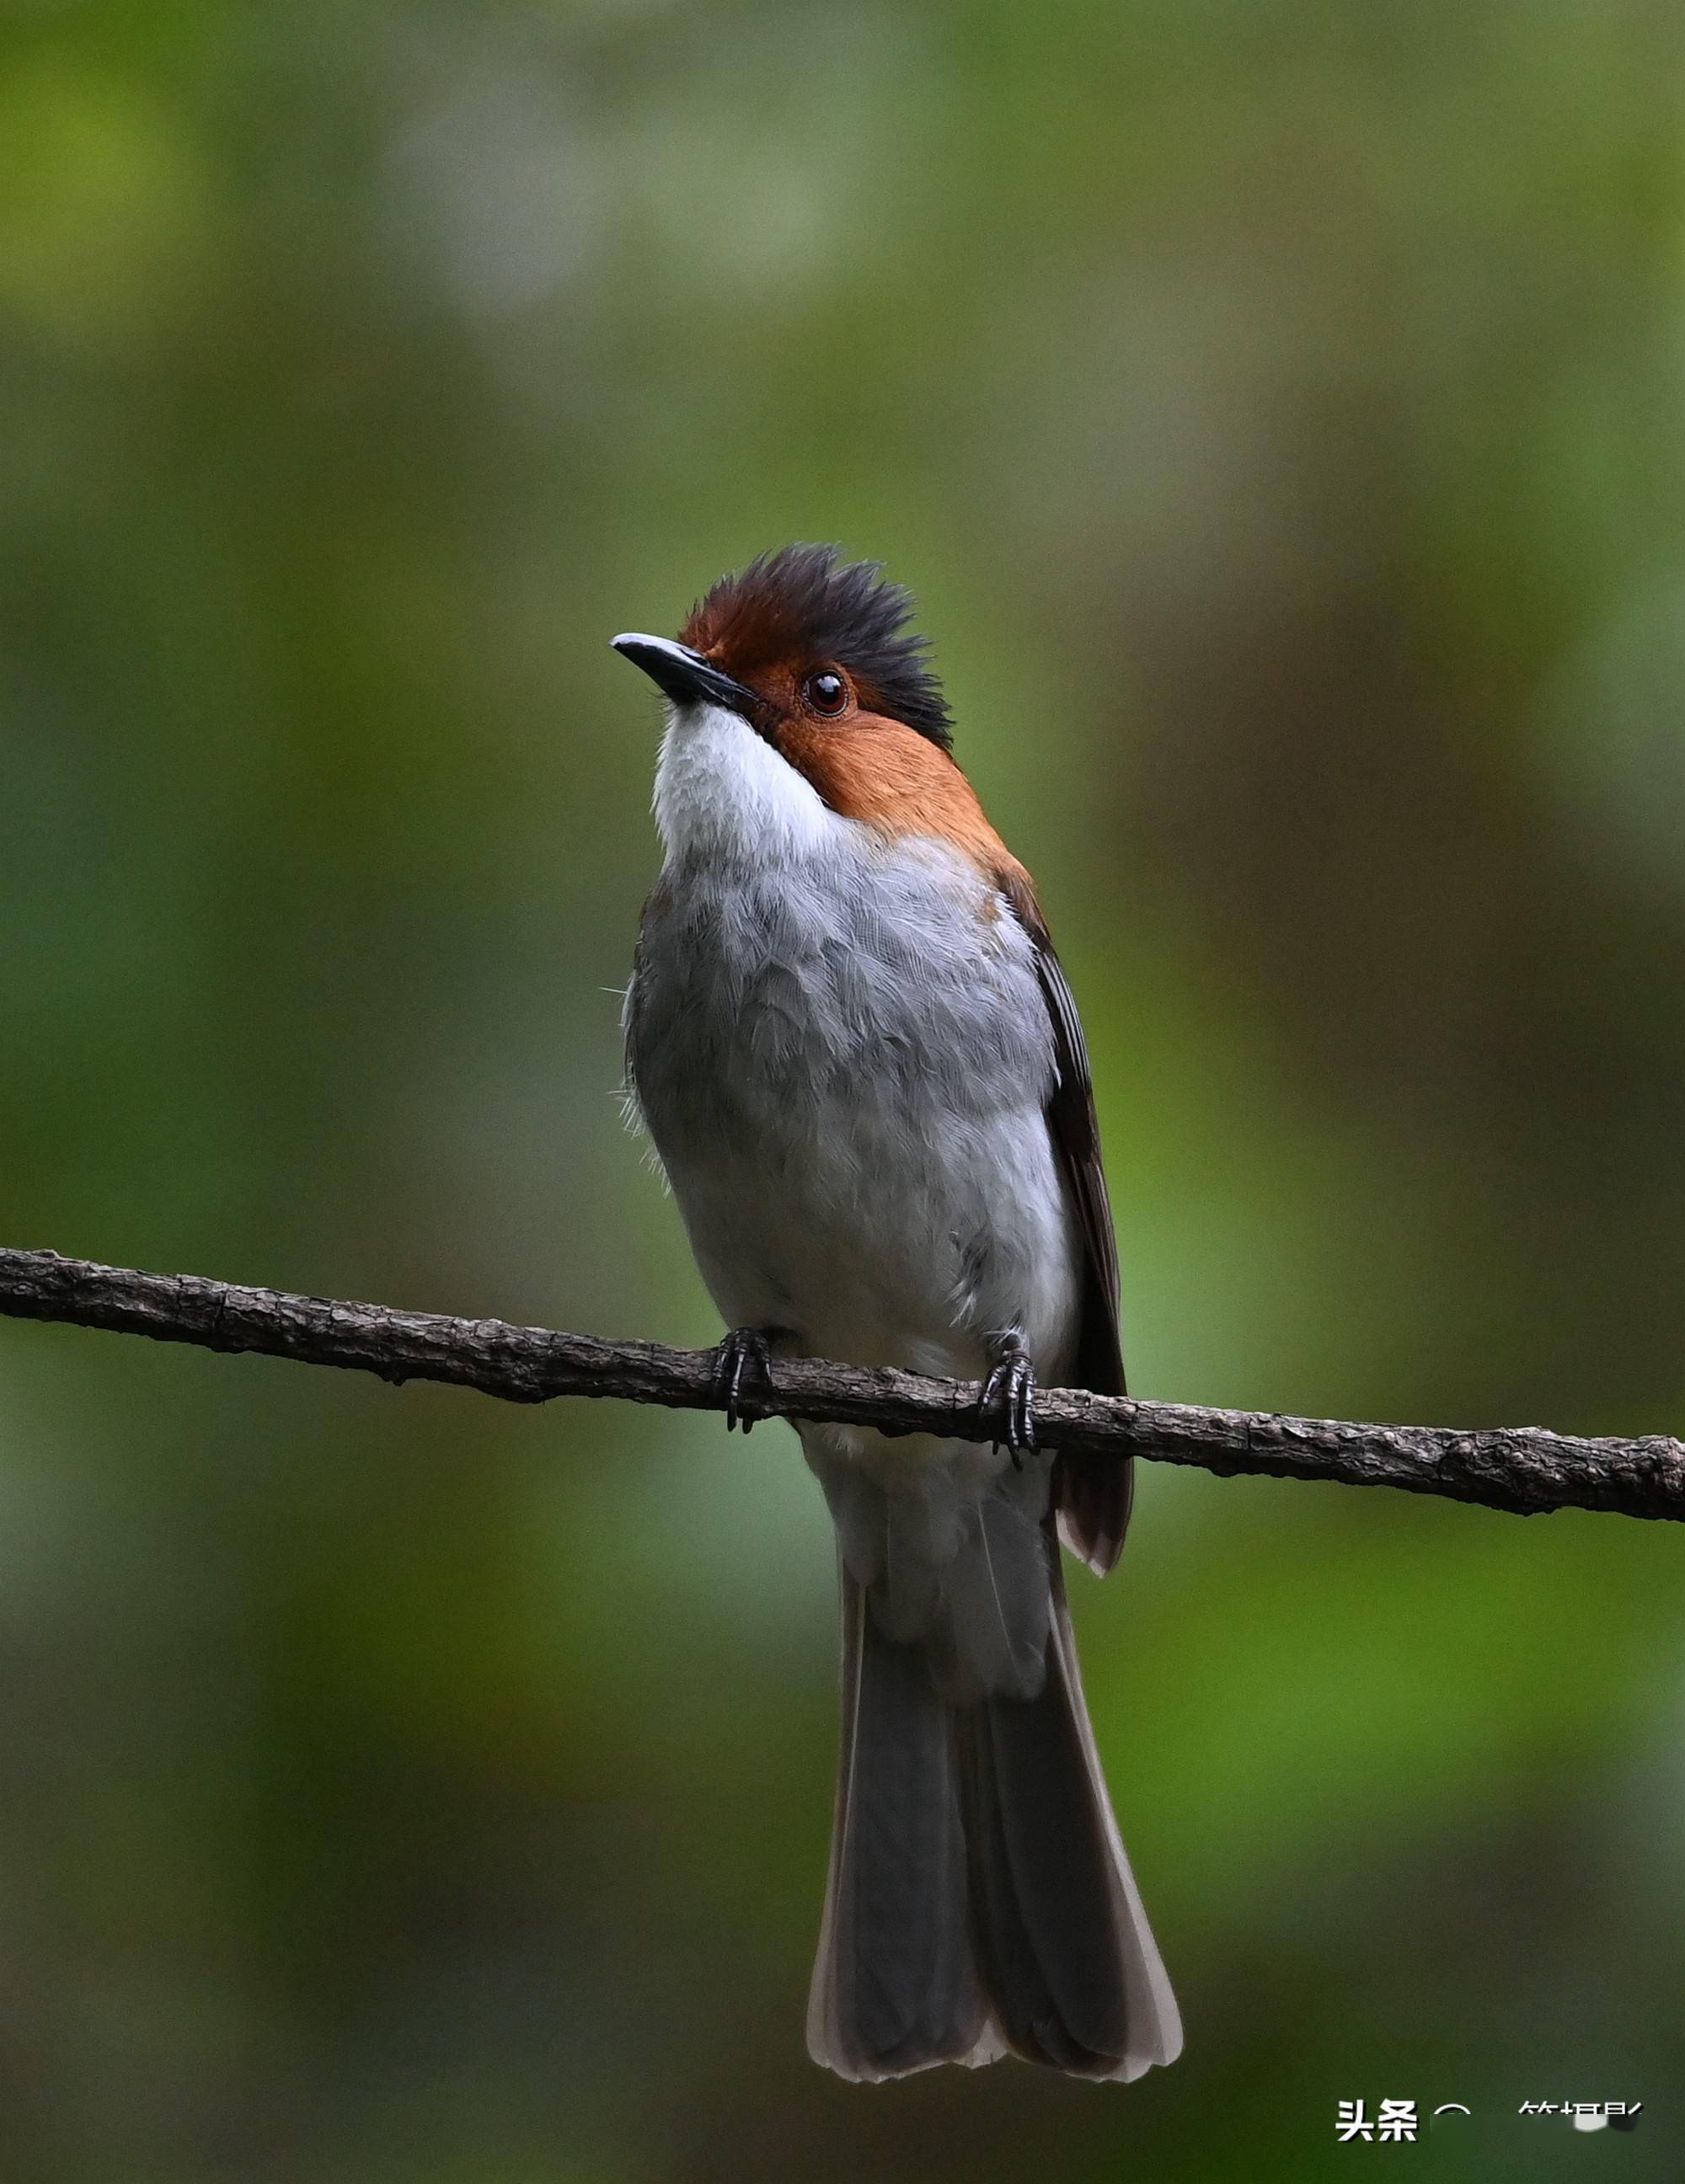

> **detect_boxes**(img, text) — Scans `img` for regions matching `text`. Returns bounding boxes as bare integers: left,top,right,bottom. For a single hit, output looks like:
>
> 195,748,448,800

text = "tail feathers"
959,1582,1181,2079
810,1448,1051,1704
808,1563,1181,2083
935,1490,1051,1703
806,1570,998,2080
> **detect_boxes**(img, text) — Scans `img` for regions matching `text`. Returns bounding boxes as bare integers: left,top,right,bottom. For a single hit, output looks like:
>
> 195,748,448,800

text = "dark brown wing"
999,870,1132,1576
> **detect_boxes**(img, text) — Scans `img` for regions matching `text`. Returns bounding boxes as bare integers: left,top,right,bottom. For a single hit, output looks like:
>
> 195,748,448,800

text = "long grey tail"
806,1562,1182,2082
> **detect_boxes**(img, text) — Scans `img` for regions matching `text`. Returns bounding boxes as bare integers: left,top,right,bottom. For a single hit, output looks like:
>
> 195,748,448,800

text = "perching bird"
614,546,1181,2083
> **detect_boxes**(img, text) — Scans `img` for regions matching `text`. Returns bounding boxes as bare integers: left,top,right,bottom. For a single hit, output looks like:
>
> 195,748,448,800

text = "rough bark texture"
1,1245,1682,1522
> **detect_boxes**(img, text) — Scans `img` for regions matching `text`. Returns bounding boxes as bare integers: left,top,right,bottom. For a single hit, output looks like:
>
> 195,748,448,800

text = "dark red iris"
804,670,848,716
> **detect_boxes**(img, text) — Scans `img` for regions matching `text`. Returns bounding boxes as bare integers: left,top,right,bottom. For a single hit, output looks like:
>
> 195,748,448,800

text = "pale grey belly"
627,850,1080,1382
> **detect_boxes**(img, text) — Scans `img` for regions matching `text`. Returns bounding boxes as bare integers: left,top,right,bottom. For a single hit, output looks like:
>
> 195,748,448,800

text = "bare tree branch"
0,1245,1681,1522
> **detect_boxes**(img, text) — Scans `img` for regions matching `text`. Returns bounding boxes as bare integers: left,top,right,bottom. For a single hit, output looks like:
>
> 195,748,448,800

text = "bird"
612,544,1181,2083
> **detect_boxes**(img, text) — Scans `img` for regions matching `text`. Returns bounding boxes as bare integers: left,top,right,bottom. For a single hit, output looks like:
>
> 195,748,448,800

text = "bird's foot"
980,1332,1038,1465
714,1326,781,1434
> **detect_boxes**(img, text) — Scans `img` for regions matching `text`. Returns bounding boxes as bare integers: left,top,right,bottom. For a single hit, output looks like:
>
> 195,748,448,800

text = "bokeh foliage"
3,0,1684,2176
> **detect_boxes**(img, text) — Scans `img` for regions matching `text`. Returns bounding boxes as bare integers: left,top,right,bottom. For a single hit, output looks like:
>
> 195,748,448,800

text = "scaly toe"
979,1353,1036,1466
714,1328,773,1434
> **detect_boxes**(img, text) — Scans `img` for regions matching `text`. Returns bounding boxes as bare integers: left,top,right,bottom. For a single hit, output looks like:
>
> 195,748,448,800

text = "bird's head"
614,542,950,748
614,545,1003,862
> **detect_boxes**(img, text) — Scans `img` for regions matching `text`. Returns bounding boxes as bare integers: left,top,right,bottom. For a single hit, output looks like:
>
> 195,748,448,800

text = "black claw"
714,1327,775,1434
980,1343,1038,1466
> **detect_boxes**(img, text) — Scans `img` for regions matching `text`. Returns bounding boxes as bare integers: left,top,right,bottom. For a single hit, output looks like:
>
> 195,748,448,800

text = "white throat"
652,701,839,865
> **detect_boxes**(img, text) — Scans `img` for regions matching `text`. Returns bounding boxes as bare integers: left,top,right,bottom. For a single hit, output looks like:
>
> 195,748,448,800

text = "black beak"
612,633,759,718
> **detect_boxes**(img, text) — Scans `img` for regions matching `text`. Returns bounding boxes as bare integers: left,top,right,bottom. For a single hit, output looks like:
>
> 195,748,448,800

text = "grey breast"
627,839,1055,1176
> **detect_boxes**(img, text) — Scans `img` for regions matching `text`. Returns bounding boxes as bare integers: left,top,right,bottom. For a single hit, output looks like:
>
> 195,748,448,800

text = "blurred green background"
3,0,1684,2176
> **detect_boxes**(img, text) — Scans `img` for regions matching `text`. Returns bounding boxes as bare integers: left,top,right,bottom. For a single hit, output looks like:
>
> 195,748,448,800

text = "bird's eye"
804,670,848,716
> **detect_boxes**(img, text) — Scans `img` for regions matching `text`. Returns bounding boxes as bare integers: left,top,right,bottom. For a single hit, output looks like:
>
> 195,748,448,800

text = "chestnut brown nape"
679,543,953,749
